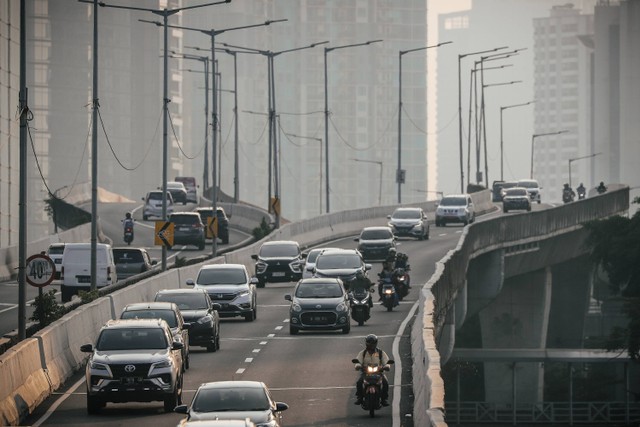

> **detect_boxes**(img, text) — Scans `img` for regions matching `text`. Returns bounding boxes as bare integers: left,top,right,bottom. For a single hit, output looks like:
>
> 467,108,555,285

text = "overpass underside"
441,226,640,425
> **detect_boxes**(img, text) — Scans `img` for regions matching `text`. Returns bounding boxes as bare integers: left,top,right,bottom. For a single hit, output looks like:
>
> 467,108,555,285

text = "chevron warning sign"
154,221,174,247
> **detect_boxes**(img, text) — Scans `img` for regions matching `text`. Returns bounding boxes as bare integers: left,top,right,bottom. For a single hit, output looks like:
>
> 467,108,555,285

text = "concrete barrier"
0,339,50,426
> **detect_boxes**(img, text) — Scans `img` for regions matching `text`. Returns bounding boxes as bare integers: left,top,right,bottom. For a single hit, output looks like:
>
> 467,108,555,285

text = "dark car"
354,226,396,262
154,288,221,352
174,381,288,426
499,181,519,200
186,264,258,322
166,181,188,205
502,187,532,213
387,207,430,240
251,240,305,288
285,278,351,335
169,212,206,250
310,249,371,287
120,302,191,371
195,207,230,244
492,180,506,202
81,319,184,414
113,247,157,280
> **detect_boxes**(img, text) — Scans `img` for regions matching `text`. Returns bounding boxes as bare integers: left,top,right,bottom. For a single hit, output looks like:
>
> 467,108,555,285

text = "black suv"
195,207,230,244
251,240,305,288
354,226,396,262
80,319,184,414
169,212,206,250
311,249,371,285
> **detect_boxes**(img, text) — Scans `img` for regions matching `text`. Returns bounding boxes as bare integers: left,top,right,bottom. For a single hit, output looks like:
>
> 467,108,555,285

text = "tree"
584,197,640,359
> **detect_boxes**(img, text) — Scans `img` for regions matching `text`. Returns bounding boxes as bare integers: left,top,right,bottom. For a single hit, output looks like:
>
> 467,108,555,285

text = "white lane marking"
0,303,14,306
245,358,253,363
283,319,290,323
392,300,420,427
235,368,245,374
0,294,44,314
32,377,85,427
252,349,261,353
274,326,283,331
267,333,275,338
259,341,268,345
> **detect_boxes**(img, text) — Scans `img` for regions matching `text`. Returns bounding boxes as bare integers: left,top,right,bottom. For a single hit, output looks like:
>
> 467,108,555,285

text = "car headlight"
89,361,109,371
197,315,213,325
336,302,348,312
256,421,278,427
289,260,302,273
291,303,302,313
237,290,250,298
255,261,267,273
151,359,172,369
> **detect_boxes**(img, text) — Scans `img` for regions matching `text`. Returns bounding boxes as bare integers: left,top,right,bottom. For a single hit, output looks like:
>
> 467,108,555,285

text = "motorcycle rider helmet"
388,248,397,257
365,334,378,350
355,270,365,280
125,212,132,219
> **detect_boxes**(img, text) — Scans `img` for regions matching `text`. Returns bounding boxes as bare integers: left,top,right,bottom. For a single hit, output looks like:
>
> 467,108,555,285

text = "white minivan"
60,243,117,302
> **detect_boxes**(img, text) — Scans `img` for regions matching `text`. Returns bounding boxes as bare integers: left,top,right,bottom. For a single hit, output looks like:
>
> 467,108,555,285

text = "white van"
60,243,117,302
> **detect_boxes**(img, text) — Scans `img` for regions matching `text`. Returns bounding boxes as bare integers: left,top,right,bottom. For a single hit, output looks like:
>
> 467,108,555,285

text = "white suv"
517,179,542,204
142,190,174,221
435,194,476,226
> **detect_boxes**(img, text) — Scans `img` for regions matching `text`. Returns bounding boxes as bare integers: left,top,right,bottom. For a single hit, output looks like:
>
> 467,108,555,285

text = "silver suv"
387,207,430,240
435,194,476,226
80,319,184,414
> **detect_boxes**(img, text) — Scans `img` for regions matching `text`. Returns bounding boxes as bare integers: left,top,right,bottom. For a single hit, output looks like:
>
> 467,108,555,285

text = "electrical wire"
98,107,156,170
168,109,204,160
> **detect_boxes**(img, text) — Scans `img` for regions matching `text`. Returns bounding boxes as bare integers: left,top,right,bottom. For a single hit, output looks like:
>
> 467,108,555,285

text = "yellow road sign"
270,197,280,216
154,221,174,247
206,216,218,239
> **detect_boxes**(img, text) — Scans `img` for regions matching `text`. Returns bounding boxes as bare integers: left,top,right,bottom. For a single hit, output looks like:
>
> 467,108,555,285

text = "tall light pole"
157,19,286,254
480,80,522,187
397,41,451,204
285,133,323,214
352,158,383,206
569,152,601,189
325,39,382,213
500,101,533,181
530,130,568,179
96,0,230,270
457,46,508,193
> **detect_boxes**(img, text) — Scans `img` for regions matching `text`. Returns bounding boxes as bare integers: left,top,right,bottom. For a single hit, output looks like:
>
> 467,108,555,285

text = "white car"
142,190,174,221
435,194,476,226
517,179,542,204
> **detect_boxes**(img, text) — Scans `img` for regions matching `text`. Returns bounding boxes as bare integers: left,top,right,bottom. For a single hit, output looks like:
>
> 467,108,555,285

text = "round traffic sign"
25,254,56,288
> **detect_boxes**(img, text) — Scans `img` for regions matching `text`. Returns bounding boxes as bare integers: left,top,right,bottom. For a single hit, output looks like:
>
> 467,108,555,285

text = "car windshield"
392,209,420,219
97,328,167,351
439,197,466,206
48,245,64,255
518,181,538,188
306,249,323,264
155,294,208,310
197,268,247,285
295,282,343,298
259,243,299,257
113,250,144,263
506,189,528,196
120,309,178,328
148,192,164,201
315,254,361,269
192,387,270,412
170,215,200,225
360,229,392,240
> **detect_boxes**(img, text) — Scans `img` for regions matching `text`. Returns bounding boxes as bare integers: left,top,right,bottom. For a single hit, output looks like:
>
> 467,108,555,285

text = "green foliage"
78,289,100,304
252,217,272,240
174,255,187,268
29,289,65,327
584,209,640,359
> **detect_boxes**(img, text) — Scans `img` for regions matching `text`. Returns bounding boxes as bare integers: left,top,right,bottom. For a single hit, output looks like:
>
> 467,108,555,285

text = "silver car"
142,190,174,221
387,207,430,240
435,194,476,226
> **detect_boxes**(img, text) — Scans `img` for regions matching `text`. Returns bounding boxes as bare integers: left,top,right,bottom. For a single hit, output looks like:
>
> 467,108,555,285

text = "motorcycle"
122,220,134,245
352,359,394,418
393,267,410,301
379,276,398,312
577,188,586,200
349,286,372,326
562,189,574,204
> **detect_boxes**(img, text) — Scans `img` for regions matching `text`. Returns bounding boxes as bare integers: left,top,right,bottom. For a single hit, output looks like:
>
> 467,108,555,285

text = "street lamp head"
367,39,383,45
139,18,162,27
265,18,288,25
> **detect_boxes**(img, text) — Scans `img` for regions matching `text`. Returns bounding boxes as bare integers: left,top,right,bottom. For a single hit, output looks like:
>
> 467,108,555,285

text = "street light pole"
397,41,451,204
500,101,533,180
530,130,568,179
568,152,601,189
325,40,382,213
352,158,383,205
458,46,508,193
97,0,230,270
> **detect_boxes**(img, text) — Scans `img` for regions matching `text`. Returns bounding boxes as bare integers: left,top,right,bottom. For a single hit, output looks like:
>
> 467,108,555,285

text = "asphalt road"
22,218,484,427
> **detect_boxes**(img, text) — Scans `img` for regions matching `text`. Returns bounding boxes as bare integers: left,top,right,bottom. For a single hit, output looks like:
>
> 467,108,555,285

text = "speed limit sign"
25,254,56,288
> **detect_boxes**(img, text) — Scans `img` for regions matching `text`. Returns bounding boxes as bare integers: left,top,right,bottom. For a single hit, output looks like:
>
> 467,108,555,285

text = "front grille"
300,311,337,325
266,264,291,273
208,292,236,301
109,363,151,379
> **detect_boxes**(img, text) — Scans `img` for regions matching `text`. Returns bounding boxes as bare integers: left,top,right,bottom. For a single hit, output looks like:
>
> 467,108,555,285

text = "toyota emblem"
124,364,136,373
315,304,322,309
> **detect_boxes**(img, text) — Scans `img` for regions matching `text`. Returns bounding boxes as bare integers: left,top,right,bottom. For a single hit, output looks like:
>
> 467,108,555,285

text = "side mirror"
185,279,195,286
284,294,292,301
182,323,192,330
251,254,258,260
172,341,184,350
250,277,259,285
275,402,289,412
354,238,359,242
151,260,158,266
211,303,221,311
174,404,188,414
80,343,93,353
386,215,391,219
351,358,360,364
141,197,145,201
306,265,314,272
301,253,307,259
365,263,372,271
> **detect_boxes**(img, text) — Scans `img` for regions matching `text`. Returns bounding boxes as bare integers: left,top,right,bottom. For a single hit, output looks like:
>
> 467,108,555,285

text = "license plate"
179,227,190,231
77,276,91,283
313,316,327,322
272,272,285,277
122,377,141,384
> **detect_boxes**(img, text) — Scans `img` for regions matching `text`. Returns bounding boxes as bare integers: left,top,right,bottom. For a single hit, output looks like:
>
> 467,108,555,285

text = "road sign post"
25,254,56,288
206,216,218,240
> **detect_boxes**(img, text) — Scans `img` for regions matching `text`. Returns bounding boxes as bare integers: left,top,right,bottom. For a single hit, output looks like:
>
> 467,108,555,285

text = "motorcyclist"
562,183,575,202
577,183,586,199
378,260,395,301
122,212,135,237
348,270,374,308
354,334,391,406
597,181,607,194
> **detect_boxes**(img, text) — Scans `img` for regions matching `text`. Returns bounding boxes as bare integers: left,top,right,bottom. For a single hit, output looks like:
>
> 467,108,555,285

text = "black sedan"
154,288,221,352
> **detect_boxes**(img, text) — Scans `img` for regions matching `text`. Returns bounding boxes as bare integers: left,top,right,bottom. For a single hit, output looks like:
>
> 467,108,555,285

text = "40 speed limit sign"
25,253,56,288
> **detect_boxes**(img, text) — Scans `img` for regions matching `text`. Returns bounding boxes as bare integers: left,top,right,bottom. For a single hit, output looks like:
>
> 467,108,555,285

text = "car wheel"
289,325,299,335
164,384,179,412
527,206,531,212
342,323,351,334
215,332,221,351
198,241,205,250
504,208,509,213
86,394,104,414
206,341,216,352
184,350,190,370
425,227,430,240
61,286,73,303
244,308,255,322
257,280,266,288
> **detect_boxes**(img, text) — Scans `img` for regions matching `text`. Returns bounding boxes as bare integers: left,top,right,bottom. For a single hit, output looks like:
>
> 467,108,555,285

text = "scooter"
352,359,394,418
562,189,574,204
349,286,372,326
123,223,134,245
577,189,586,200
379,277,398,312
394,267,410,300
